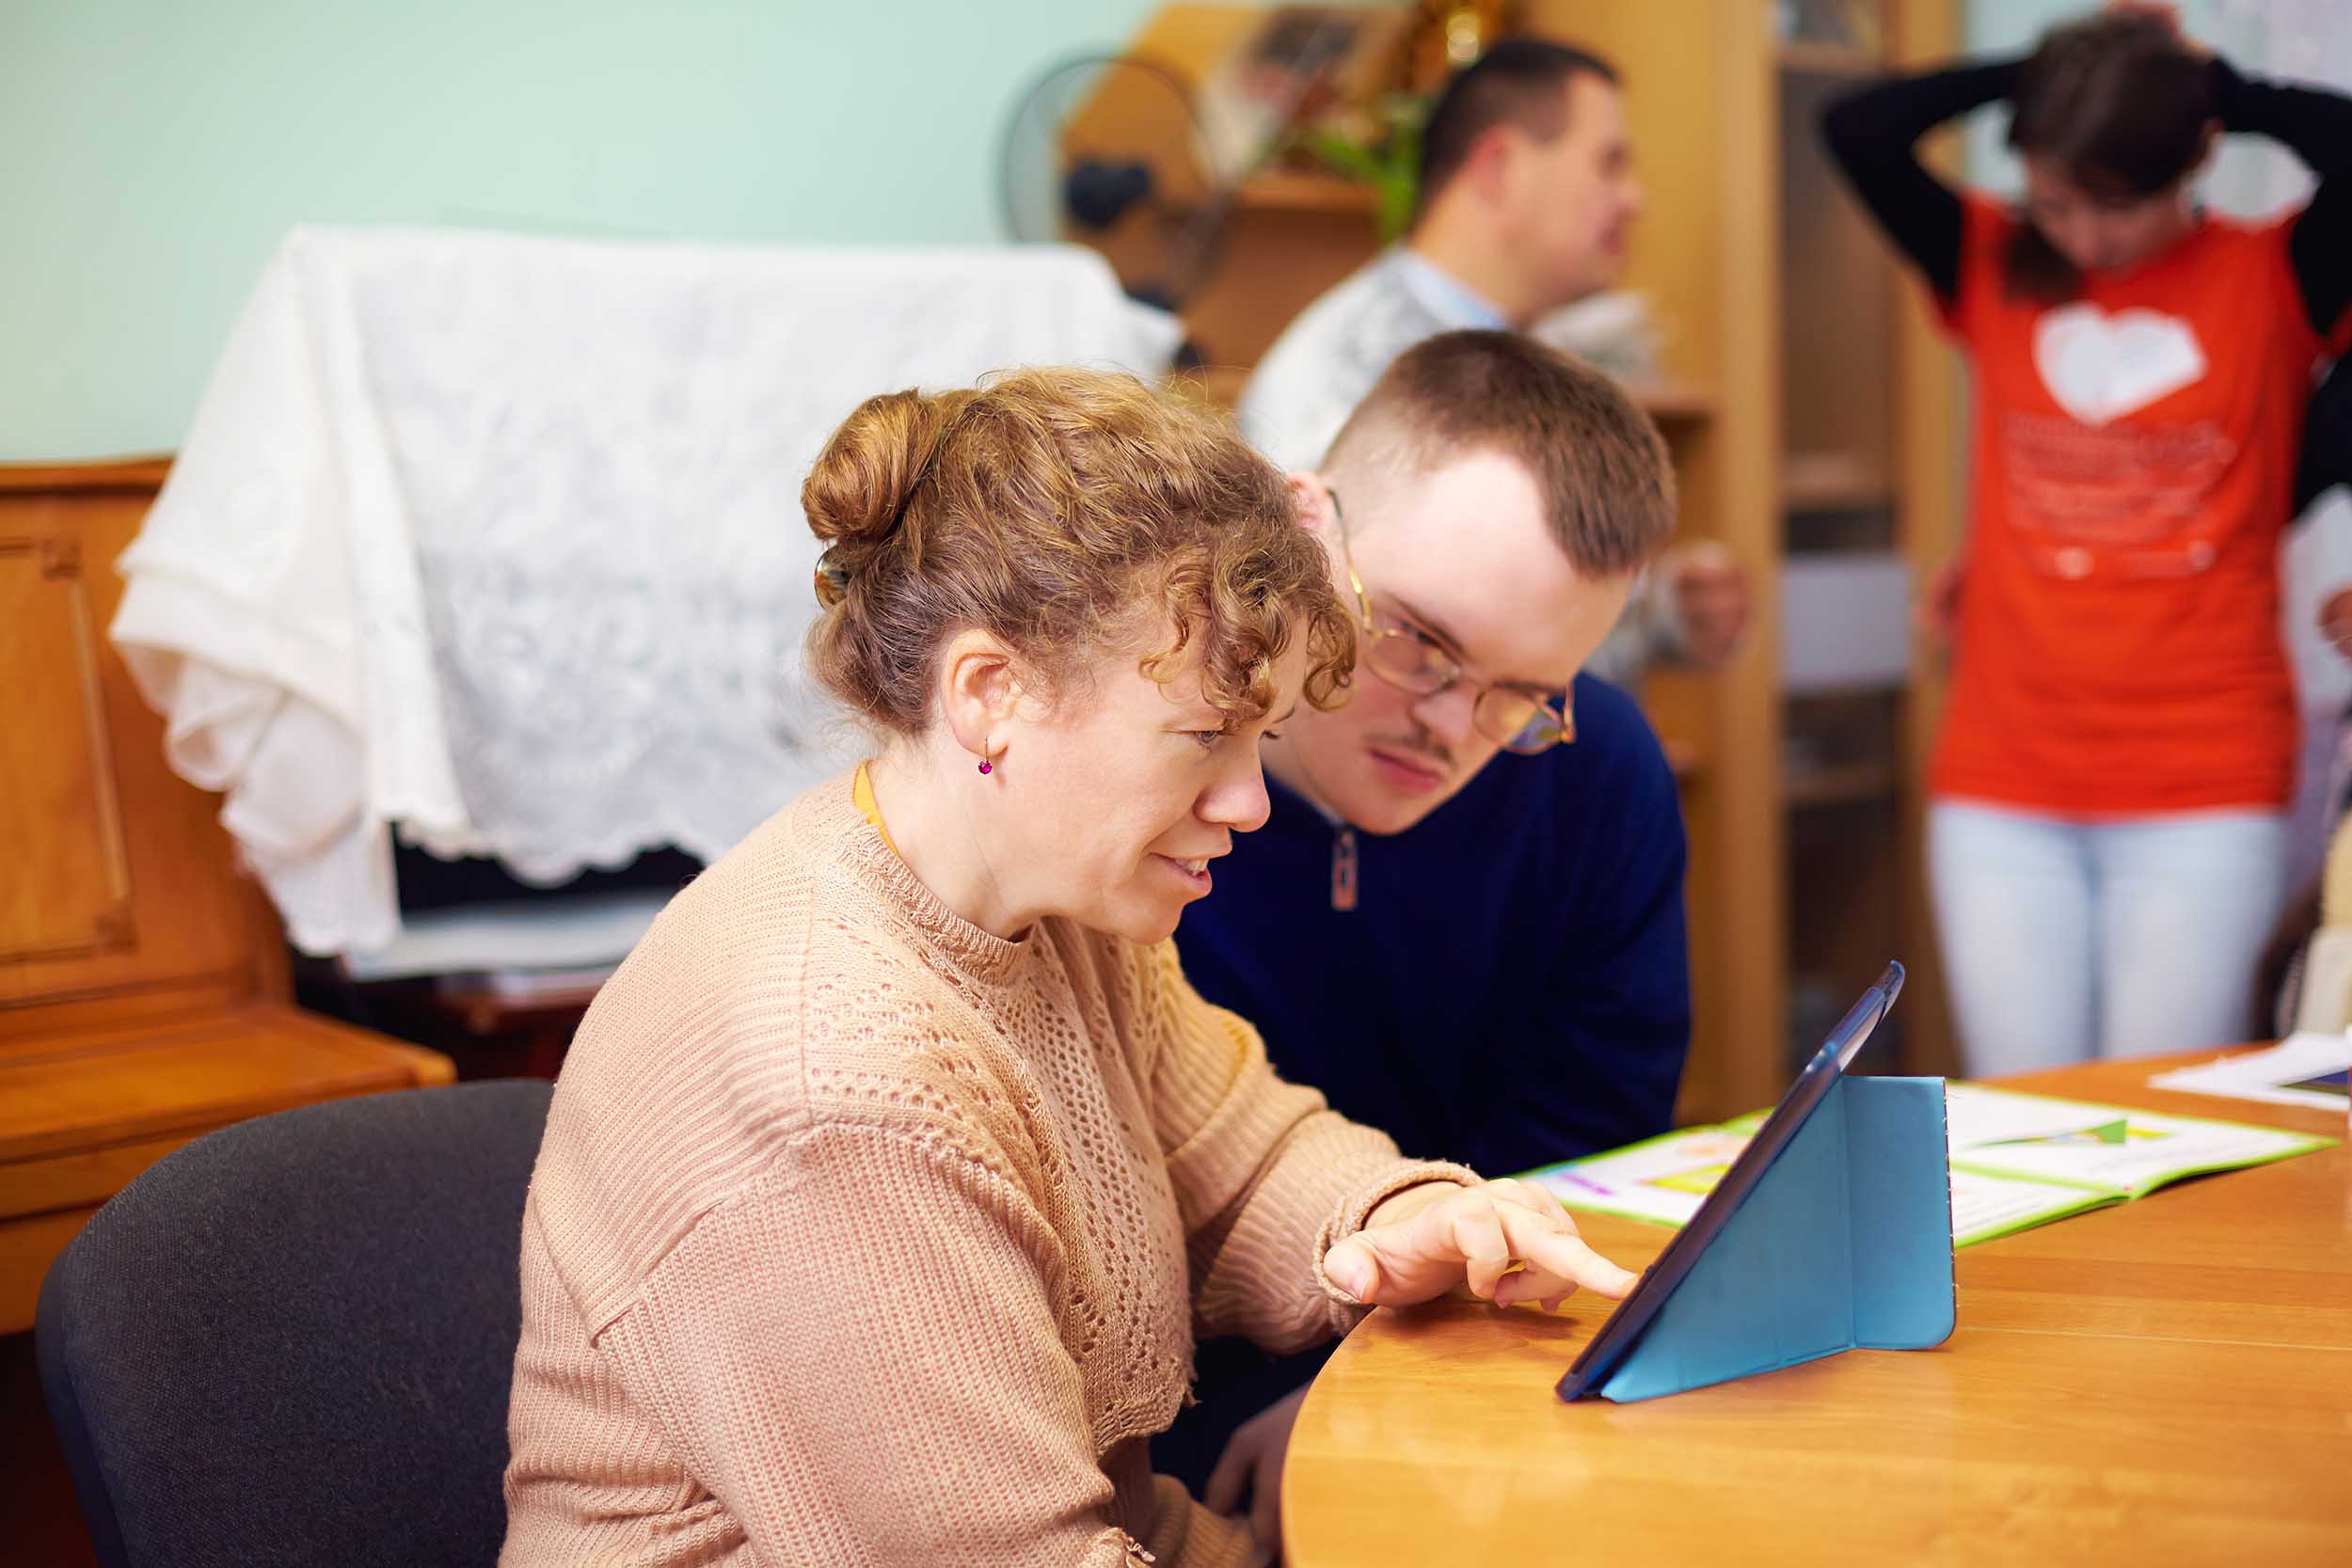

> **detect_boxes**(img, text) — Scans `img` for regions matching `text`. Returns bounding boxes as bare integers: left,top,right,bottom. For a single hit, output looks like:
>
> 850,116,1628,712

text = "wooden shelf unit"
1473,0,1961,1107
1629,383,1722,424
1783,451,1896,513
1234,169,1381,215
1777,40,1887,77
1786,759,1901,809
1776,2,1963,1081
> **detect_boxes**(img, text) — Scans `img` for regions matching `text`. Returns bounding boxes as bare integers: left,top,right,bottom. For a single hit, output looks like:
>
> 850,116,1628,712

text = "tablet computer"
1555,960,1905,1402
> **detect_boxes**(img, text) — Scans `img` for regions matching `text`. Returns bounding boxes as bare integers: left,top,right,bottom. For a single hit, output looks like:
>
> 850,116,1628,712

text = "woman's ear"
1288,471,1335,536
936,629,1022,764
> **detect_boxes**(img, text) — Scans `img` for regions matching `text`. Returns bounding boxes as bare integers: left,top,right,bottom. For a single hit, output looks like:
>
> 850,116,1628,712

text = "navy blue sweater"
1174,673,1692,1178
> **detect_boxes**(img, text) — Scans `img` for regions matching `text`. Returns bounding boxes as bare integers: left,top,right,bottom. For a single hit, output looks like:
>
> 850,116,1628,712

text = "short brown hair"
803,368,1353,736
1416,37,1618,221
1322,330,1675,577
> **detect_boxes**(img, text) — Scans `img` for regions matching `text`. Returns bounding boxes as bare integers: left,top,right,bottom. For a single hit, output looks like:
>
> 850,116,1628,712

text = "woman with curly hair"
497,366,1634,1567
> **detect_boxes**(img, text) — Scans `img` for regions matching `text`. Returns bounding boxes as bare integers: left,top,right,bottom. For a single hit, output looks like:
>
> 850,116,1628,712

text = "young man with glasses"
1154,329,1690,1545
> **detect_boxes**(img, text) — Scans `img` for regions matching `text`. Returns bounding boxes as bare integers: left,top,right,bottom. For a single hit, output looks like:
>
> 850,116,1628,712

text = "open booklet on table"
1524,1082,2336,1248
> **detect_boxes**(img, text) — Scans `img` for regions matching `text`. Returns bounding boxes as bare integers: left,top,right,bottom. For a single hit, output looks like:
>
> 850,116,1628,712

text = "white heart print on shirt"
2032,304,2208,426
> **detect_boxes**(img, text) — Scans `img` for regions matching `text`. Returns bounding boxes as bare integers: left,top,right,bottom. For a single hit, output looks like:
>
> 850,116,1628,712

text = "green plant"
1294,92,1430,243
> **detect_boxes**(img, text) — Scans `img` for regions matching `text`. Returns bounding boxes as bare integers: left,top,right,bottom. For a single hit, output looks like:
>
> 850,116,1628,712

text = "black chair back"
36,1080,551,1568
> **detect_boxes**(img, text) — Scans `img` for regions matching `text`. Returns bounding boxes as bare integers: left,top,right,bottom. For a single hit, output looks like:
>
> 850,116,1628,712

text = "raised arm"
1820,58,2022,304
2211,57,2352,336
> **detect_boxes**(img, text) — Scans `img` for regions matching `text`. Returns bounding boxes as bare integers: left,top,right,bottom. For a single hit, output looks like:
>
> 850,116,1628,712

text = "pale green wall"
1,0,1163,459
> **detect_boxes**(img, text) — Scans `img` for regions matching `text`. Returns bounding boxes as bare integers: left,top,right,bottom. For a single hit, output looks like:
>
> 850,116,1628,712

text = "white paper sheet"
1947,1169,2114,1246
1943,1083,2128,1150
2147,1034,2352,1114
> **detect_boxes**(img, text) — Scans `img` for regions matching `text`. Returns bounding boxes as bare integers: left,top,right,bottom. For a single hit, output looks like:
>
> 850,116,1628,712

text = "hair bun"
803,388,968,566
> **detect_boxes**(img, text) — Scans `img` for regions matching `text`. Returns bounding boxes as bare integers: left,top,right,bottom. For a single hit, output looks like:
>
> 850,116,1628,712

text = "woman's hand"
1323,1178,1640,1312
1917,557,1965,646
1204,1386,1309,1559
2321,586,2352,665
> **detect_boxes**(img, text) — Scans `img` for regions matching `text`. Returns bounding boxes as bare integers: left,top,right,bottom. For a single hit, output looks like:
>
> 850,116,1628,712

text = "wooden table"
1284,1053,2352,1565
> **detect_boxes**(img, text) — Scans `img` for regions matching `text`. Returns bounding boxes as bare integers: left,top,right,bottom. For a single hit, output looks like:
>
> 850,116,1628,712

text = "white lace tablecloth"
111,226,1182,955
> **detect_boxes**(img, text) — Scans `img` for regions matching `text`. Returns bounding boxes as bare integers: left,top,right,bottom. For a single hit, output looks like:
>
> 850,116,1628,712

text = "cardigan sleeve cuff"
1311,1159,1483,1307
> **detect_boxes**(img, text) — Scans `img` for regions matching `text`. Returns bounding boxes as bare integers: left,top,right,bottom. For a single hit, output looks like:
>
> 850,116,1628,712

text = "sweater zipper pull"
1330,826,1359,911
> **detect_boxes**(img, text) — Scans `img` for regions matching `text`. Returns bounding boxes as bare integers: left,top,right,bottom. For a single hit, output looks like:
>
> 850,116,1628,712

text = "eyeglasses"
1327,488,1574,755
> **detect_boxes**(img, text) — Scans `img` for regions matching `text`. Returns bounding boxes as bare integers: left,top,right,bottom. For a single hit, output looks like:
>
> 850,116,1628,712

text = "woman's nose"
1201,753,1272,834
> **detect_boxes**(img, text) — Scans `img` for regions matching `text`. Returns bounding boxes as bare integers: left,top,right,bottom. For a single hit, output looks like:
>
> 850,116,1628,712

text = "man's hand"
1324,1178,1639,1311
1662,542,1752,668
1204,1386,1309,1559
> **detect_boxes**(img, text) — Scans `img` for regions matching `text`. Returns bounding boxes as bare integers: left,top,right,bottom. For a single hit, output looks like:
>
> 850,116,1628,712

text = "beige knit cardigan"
499,771,1474,1566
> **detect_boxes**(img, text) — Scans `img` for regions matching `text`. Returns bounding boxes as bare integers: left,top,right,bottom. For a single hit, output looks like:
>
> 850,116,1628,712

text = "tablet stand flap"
1846,1075,1957,1349
1596,1075,1954,1403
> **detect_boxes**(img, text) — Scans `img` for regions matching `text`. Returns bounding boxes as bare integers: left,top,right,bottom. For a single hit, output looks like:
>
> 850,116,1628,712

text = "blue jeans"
1927,800,2288,1076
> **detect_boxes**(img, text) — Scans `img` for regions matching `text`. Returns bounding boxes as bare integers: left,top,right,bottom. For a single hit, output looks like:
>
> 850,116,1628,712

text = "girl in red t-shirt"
1823,7,2352,1073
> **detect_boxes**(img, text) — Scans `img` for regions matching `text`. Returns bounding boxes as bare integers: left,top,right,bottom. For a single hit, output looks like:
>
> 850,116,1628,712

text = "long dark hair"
2003,13,2216,302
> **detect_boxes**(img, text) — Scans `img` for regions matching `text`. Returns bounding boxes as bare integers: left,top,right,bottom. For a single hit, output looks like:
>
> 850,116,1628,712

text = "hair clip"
814,548,851,607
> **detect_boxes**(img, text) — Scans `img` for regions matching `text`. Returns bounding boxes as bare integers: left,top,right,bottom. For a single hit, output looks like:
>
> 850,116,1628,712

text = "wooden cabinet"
0,459,453,1334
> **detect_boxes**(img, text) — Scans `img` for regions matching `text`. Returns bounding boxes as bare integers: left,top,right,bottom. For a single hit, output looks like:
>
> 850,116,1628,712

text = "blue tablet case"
1594,1072,1955,1403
